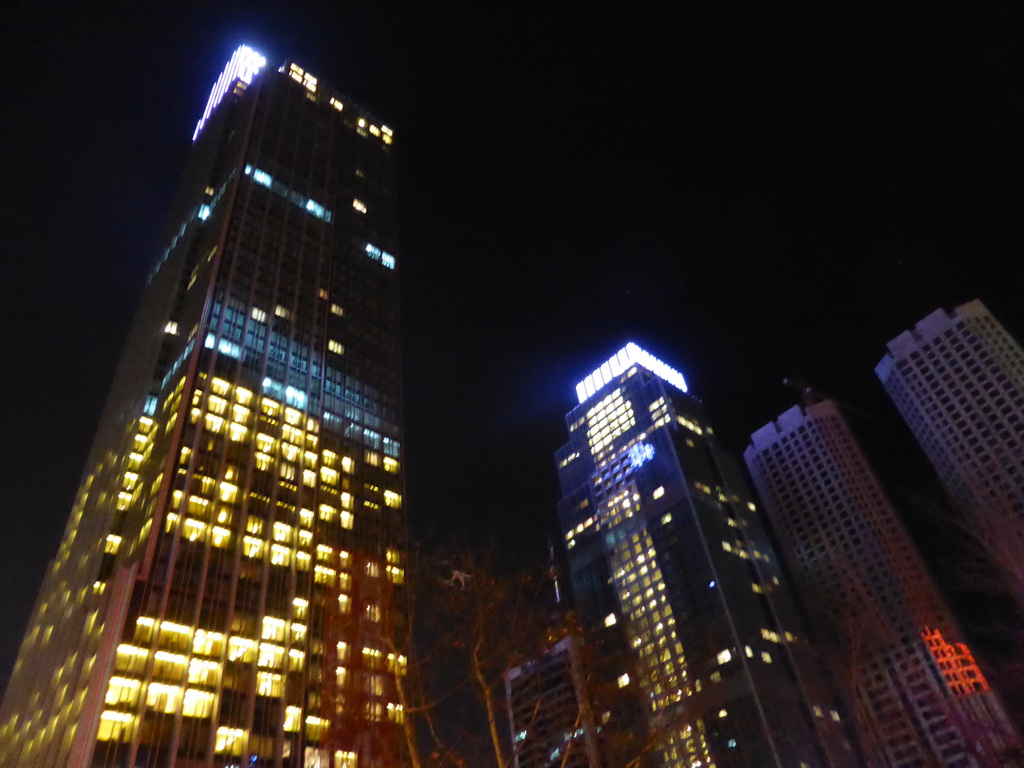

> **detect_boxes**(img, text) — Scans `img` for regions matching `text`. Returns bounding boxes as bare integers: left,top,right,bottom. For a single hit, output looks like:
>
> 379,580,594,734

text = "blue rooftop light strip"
575,342,688,404
193,45,267,141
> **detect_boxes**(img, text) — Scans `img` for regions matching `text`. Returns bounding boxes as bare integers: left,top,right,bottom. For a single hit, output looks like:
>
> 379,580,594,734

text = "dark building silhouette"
745,400,1016,767
0,46,408,768
555,344,856,768
504,634,602,768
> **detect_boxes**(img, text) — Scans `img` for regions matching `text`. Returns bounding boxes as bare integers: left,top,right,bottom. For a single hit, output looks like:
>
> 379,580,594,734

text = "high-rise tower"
875,300,1024,608
0,47,408,768
556,344,856,768
504,634,602,768
745,400,1015,767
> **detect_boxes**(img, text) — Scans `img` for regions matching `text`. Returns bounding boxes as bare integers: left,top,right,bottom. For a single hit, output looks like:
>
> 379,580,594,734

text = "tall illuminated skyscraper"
0,47,408,768
555,344,856,768
876,300,1024,609
745,399,1016,768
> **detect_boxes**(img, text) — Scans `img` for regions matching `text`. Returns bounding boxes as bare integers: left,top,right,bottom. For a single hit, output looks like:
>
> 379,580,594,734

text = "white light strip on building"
193,45,267,141
575,342,687,404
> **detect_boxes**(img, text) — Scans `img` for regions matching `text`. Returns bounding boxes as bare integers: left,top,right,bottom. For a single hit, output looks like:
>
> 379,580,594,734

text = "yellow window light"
193,630,224,656
256,671,282,697
215,726,246,755
262,617,286,641
183,689,215,718
227,637,255,662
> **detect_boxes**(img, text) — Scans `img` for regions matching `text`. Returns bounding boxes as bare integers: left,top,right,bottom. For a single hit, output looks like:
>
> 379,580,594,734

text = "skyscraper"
556,344,856,768
875,300,1024,607
745,399,1015,767
504,633,602,768
0,46,408,768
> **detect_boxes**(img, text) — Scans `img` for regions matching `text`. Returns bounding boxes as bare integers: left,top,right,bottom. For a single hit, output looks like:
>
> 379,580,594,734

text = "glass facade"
0,49,407,768
556,346,856,768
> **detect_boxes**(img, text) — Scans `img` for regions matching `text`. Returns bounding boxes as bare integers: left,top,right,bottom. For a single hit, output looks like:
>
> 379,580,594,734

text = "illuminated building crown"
575,342,687,405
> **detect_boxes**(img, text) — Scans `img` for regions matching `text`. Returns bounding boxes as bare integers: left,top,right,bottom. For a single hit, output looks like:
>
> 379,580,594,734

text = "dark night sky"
2,1,1024,690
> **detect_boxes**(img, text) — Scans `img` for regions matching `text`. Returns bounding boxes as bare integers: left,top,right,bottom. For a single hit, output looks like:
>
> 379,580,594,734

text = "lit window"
257,671,283,697
115,644,148,674
330,303,344,316
717,649,732,664
211,526,230,547
306,715,327,740
270,544,291,566
165,321,179,335
228,637,255,663
262,617,286,641
183,689,215,718
105,676,141,706
653,486,665,500
617,673,630,687
284,705,302,731
97,710,136,742
183,659,220,686
352,199,367,213
258,642,285,668
183,519,207,542
275,305,290,318
219,482,237,502
604,613,617,627
215,726,246,755
251,307,267,322
193,630,224,656
315,565,337,585
243,536,265,558
146,682,182,713
328,340,344,355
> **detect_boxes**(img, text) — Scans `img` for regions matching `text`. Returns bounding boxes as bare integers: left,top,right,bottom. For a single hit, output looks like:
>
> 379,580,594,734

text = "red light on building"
922,627,990,696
